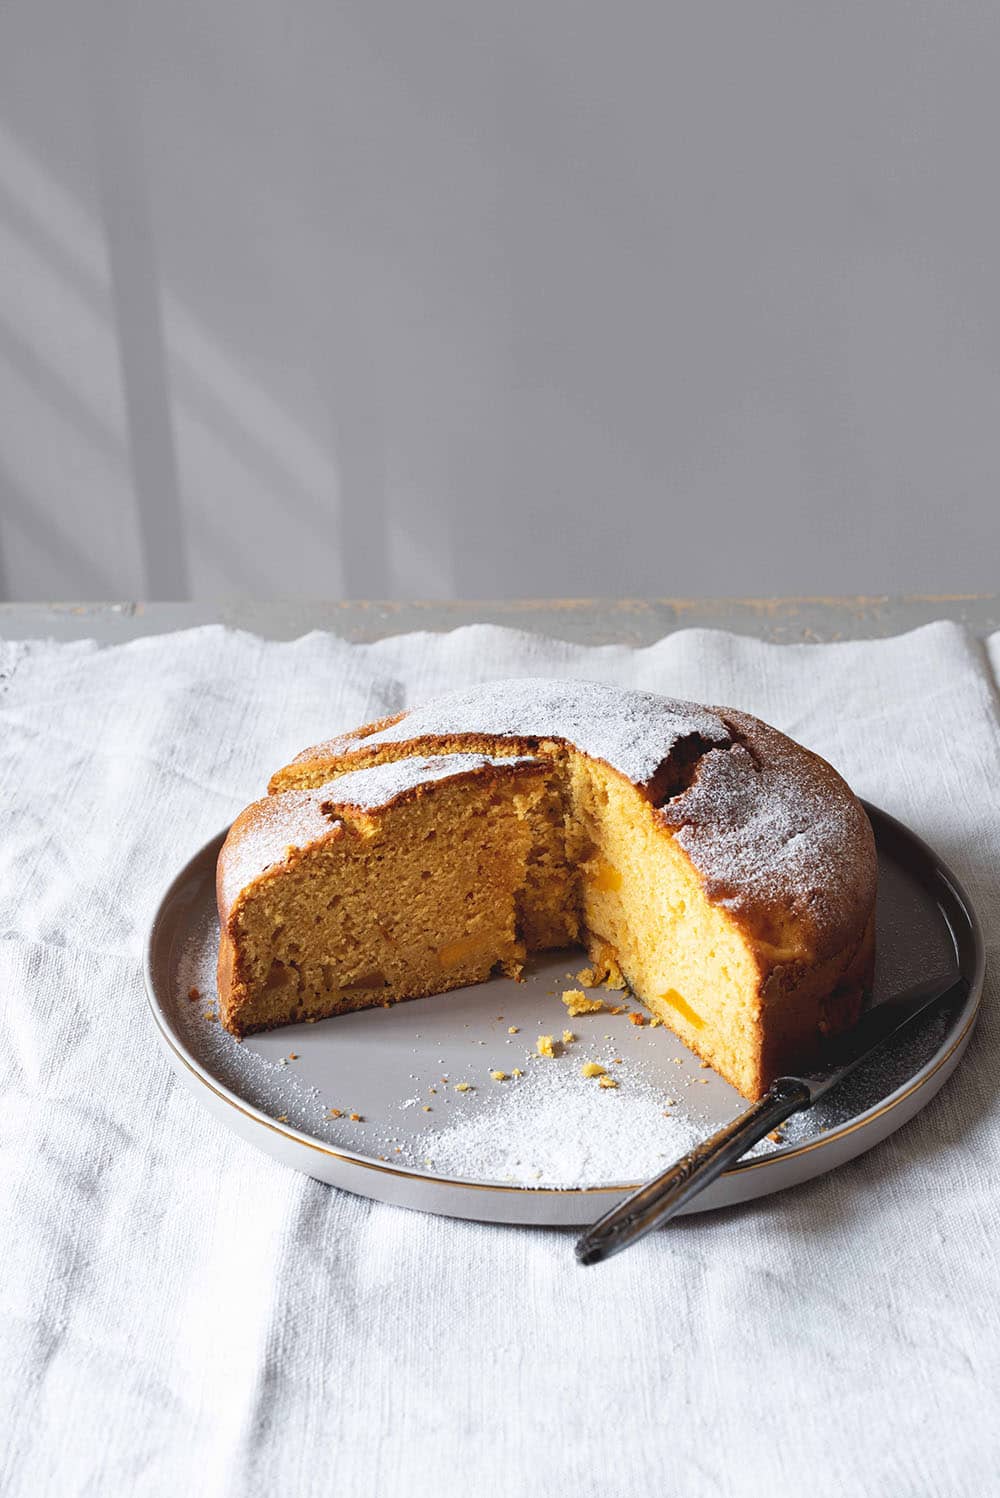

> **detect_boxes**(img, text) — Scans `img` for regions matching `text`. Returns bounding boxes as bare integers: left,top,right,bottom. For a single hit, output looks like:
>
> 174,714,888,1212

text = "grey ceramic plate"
145,804,984,1226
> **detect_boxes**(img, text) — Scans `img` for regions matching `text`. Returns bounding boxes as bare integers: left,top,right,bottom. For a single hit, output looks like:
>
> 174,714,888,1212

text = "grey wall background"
1,1,999,602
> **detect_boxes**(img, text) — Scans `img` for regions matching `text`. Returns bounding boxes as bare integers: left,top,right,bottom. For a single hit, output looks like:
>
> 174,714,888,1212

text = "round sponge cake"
218,680,876,1099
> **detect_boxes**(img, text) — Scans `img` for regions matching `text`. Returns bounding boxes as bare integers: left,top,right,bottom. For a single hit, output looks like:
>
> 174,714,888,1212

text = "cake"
216,680,877,1100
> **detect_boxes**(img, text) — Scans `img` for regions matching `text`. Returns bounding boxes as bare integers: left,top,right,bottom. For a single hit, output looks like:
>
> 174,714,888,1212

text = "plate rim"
144,801,986,1199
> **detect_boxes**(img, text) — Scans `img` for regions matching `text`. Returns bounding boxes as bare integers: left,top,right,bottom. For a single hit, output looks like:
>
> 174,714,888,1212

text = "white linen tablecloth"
2,620,998,1498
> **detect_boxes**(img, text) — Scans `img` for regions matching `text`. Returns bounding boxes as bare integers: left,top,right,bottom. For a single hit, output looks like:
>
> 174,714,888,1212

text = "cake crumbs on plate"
628,1012,645,1026
536,1035,557,1058
581,1062,606,1078
561,989,604,1017
649,1016,663,1028
490,1070,508,1082
562,1029,576,1044
511,1067,524,1078
598,1075,619,1089
508,1025,519,1034
327,1108,343,1118
423,1105,432,1112
608,1005,627,1016
454,1081,473,1092
349,1112,363,1122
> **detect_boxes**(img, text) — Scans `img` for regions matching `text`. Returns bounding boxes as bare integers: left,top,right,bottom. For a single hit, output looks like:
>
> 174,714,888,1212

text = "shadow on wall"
0,104,390,599
0,0,422,600
4,2,1000,600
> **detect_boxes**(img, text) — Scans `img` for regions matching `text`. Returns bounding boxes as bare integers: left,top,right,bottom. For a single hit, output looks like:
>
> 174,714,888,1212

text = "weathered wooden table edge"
1,595,997,646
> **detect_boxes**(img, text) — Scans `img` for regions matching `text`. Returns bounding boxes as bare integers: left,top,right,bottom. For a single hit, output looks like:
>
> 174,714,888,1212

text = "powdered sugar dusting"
660,714,876,939
326,678,732,787
219,753,537,909
298,680,874,946
321,751,538,810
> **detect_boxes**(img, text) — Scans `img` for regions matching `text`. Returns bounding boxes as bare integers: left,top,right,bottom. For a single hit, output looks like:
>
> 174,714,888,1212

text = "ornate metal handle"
575,1078,811,1265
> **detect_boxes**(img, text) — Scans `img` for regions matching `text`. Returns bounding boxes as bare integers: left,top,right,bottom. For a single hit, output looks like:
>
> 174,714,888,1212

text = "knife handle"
575,1078,811,1266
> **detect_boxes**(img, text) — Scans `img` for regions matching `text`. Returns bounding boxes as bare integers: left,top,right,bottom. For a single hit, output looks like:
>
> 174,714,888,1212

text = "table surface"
1,594,998,645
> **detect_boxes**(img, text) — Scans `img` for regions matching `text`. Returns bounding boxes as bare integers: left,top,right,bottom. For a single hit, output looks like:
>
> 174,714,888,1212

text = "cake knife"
575,972,968,1266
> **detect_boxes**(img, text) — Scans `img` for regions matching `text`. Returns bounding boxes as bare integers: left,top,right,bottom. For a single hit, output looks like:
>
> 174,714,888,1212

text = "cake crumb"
422,1105,432,1112
511,1068,524,1078
536,1035,557,1058
187,986,200,1001
649,1016,663,1028
508,1025,520,1034
349,1112,363,1122
581,1062,606,1078
578,950,626,990
612,1057,623,1065
490,1070,509,1082
276,1114,288,1123
768,1129,784,1144
562,1029,576,1044
454,1081,472,1092
699,1060,711,1069
598,1075,619,1089
628,1012,645,1027
328,1108,343,1118
288,1052,299,1060
561,989,604,1017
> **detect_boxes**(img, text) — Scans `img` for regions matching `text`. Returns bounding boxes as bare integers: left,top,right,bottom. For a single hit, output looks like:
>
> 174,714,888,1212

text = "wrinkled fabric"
1,621,998,1498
